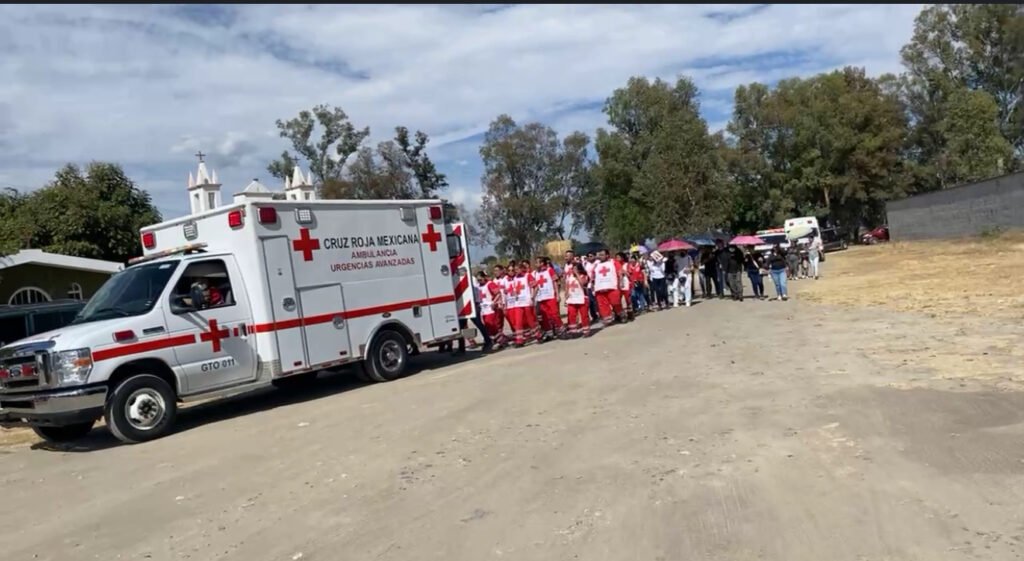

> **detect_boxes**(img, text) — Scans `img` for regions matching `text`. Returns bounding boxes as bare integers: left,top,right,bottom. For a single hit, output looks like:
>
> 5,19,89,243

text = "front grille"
0,355,43,391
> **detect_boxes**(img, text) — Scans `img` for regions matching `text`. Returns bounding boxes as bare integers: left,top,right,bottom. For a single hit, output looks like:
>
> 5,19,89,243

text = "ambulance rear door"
417,205,461,341
446,222,475,319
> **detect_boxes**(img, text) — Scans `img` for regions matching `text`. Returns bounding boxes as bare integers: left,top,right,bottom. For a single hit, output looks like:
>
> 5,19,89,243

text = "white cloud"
447,187,484,209
0,4,923,219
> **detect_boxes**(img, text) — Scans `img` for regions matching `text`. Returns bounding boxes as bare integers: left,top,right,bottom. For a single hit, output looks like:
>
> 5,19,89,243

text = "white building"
186,153,316,215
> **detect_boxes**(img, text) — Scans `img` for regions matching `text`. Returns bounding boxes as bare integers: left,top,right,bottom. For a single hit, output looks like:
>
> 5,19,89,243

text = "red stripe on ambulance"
252,294,457,334
93,334,198,362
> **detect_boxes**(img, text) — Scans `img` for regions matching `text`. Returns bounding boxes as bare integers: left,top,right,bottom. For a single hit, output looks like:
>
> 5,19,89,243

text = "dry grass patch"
800,230,1024,320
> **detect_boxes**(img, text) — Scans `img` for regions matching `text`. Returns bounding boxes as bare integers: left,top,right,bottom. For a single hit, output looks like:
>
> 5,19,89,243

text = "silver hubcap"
125,388,166,431
380,340,404,373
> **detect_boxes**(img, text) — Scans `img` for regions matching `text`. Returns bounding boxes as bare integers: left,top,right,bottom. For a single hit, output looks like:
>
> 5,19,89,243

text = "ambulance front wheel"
362,330,409,382
104,374,178,444
32,421,95,443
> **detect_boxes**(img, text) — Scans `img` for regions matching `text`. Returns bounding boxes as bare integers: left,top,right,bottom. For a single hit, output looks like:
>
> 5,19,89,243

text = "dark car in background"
820,227,848,252
0,300,86,347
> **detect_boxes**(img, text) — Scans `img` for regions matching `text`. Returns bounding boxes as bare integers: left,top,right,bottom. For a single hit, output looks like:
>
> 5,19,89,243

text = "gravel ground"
2,268,1023,561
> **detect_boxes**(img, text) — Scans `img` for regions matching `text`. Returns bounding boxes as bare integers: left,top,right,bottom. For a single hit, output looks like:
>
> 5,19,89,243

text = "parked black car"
0,300,86,347
820,227,848,252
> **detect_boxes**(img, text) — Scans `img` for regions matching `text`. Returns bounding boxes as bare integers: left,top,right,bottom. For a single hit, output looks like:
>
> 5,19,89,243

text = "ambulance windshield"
71,260,180,325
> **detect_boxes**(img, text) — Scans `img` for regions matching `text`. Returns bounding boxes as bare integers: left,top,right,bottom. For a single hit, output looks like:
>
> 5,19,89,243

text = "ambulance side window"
171,259,235,313
446,234,462,258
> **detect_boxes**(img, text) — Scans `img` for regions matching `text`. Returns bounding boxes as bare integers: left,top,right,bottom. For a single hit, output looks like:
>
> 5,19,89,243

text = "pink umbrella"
657,239,695,252
730,235,765,246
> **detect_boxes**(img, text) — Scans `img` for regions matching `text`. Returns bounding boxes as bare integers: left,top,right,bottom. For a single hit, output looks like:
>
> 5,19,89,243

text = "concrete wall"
886,172,1024,240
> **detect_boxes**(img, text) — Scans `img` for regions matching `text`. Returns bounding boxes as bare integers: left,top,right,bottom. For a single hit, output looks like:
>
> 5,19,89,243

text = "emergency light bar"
128,242,209,266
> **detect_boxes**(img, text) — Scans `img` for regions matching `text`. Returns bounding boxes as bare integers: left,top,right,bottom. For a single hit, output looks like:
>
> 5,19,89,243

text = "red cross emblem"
421,223,442,252
536,274,549,287
508,281,525,297
292,228,320,262
199,319,230,353
597,266,610,276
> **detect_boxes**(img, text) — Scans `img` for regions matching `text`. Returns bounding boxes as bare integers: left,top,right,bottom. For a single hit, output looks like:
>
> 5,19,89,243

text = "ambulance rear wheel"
363,330,409,382
104,374,177,444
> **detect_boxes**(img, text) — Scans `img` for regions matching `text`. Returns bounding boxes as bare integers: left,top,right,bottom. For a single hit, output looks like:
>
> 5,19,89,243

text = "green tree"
899,4,1022,189
267,104,370,186
321,141,417,200
477,115,584,258
394,126,449,198
723,68,911,233
0,163,161,262
0,188,31,256
591,76,727,247
553,131,593,240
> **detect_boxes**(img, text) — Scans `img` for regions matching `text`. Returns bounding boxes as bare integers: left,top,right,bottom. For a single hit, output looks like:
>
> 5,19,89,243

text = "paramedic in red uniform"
500,263,517,336
534,256,563,340
479,270,507,349
517,260,543,344
505,262,532,346
564,263,592,337
614,252,634,321
592,249,624,326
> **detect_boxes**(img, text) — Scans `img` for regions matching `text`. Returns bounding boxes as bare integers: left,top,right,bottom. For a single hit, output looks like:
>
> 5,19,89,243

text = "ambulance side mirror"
190,285,207,309
171,286,204,314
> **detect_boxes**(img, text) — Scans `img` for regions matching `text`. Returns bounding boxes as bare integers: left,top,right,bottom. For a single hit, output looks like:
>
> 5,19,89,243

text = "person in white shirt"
808,235,823,279
671,251,693,307
646,254,668,310
583,252,600,322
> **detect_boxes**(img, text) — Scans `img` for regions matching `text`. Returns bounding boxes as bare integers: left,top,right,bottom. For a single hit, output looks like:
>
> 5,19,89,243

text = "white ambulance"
0,197,475,444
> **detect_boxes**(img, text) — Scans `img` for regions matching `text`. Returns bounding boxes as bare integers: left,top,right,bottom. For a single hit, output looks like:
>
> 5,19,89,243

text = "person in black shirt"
725,245,746,301
744,248,766,300
766,244,790,301
714,240,730,298
702,248,720,298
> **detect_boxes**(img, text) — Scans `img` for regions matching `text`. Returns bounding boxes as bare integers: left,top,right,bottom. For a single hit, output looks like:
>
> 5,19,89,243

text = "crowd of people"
449,236,824,354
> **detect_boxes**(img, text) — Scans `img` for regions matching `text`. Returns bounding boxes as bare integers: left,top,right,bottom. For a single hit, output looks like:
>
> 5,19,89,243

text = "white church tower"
284,166,316,201
187,151,222,215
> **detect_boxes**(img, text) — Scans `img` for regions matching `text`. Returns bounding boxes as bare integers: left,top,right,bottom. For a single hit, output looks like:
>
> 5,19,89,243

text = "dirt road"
3,287,1024,560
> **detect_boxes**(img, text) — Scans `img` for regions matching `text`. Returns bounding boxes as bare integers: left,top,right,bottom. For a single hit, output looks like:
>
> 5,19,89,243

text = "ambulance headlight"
51,349,93,386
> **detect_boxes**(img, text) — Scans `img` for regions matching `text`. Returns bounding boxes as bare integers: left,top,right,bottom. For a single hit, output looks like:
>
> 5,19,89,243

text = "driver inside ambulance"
181,279,224,310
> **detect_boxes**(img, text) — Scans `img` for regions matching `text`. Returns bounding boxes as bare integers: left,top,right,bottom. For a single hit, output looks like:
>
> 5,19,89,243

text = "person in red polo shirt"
627,255,648,313
592,249,624,327
534,256,563,340
564,263,592,338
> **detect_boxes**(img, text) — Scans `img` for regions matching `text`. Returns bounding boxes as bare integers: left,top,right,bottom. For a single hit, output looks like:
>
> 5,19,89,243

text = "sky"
0,4,922,238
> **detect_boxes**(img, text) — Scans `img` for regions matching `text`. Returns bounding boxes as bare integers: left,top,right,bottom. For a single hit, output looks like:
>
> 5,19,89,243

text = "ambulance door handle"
440,265,450,276
282,297,296,311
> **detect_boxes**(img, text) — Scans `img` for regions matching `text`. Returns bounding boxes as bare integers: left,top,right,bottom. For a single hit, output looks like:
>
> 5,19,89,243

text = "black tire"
272,371,319,391
363,330,409,382
32,421,95,443
352,365,375,384
104,374,177,444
